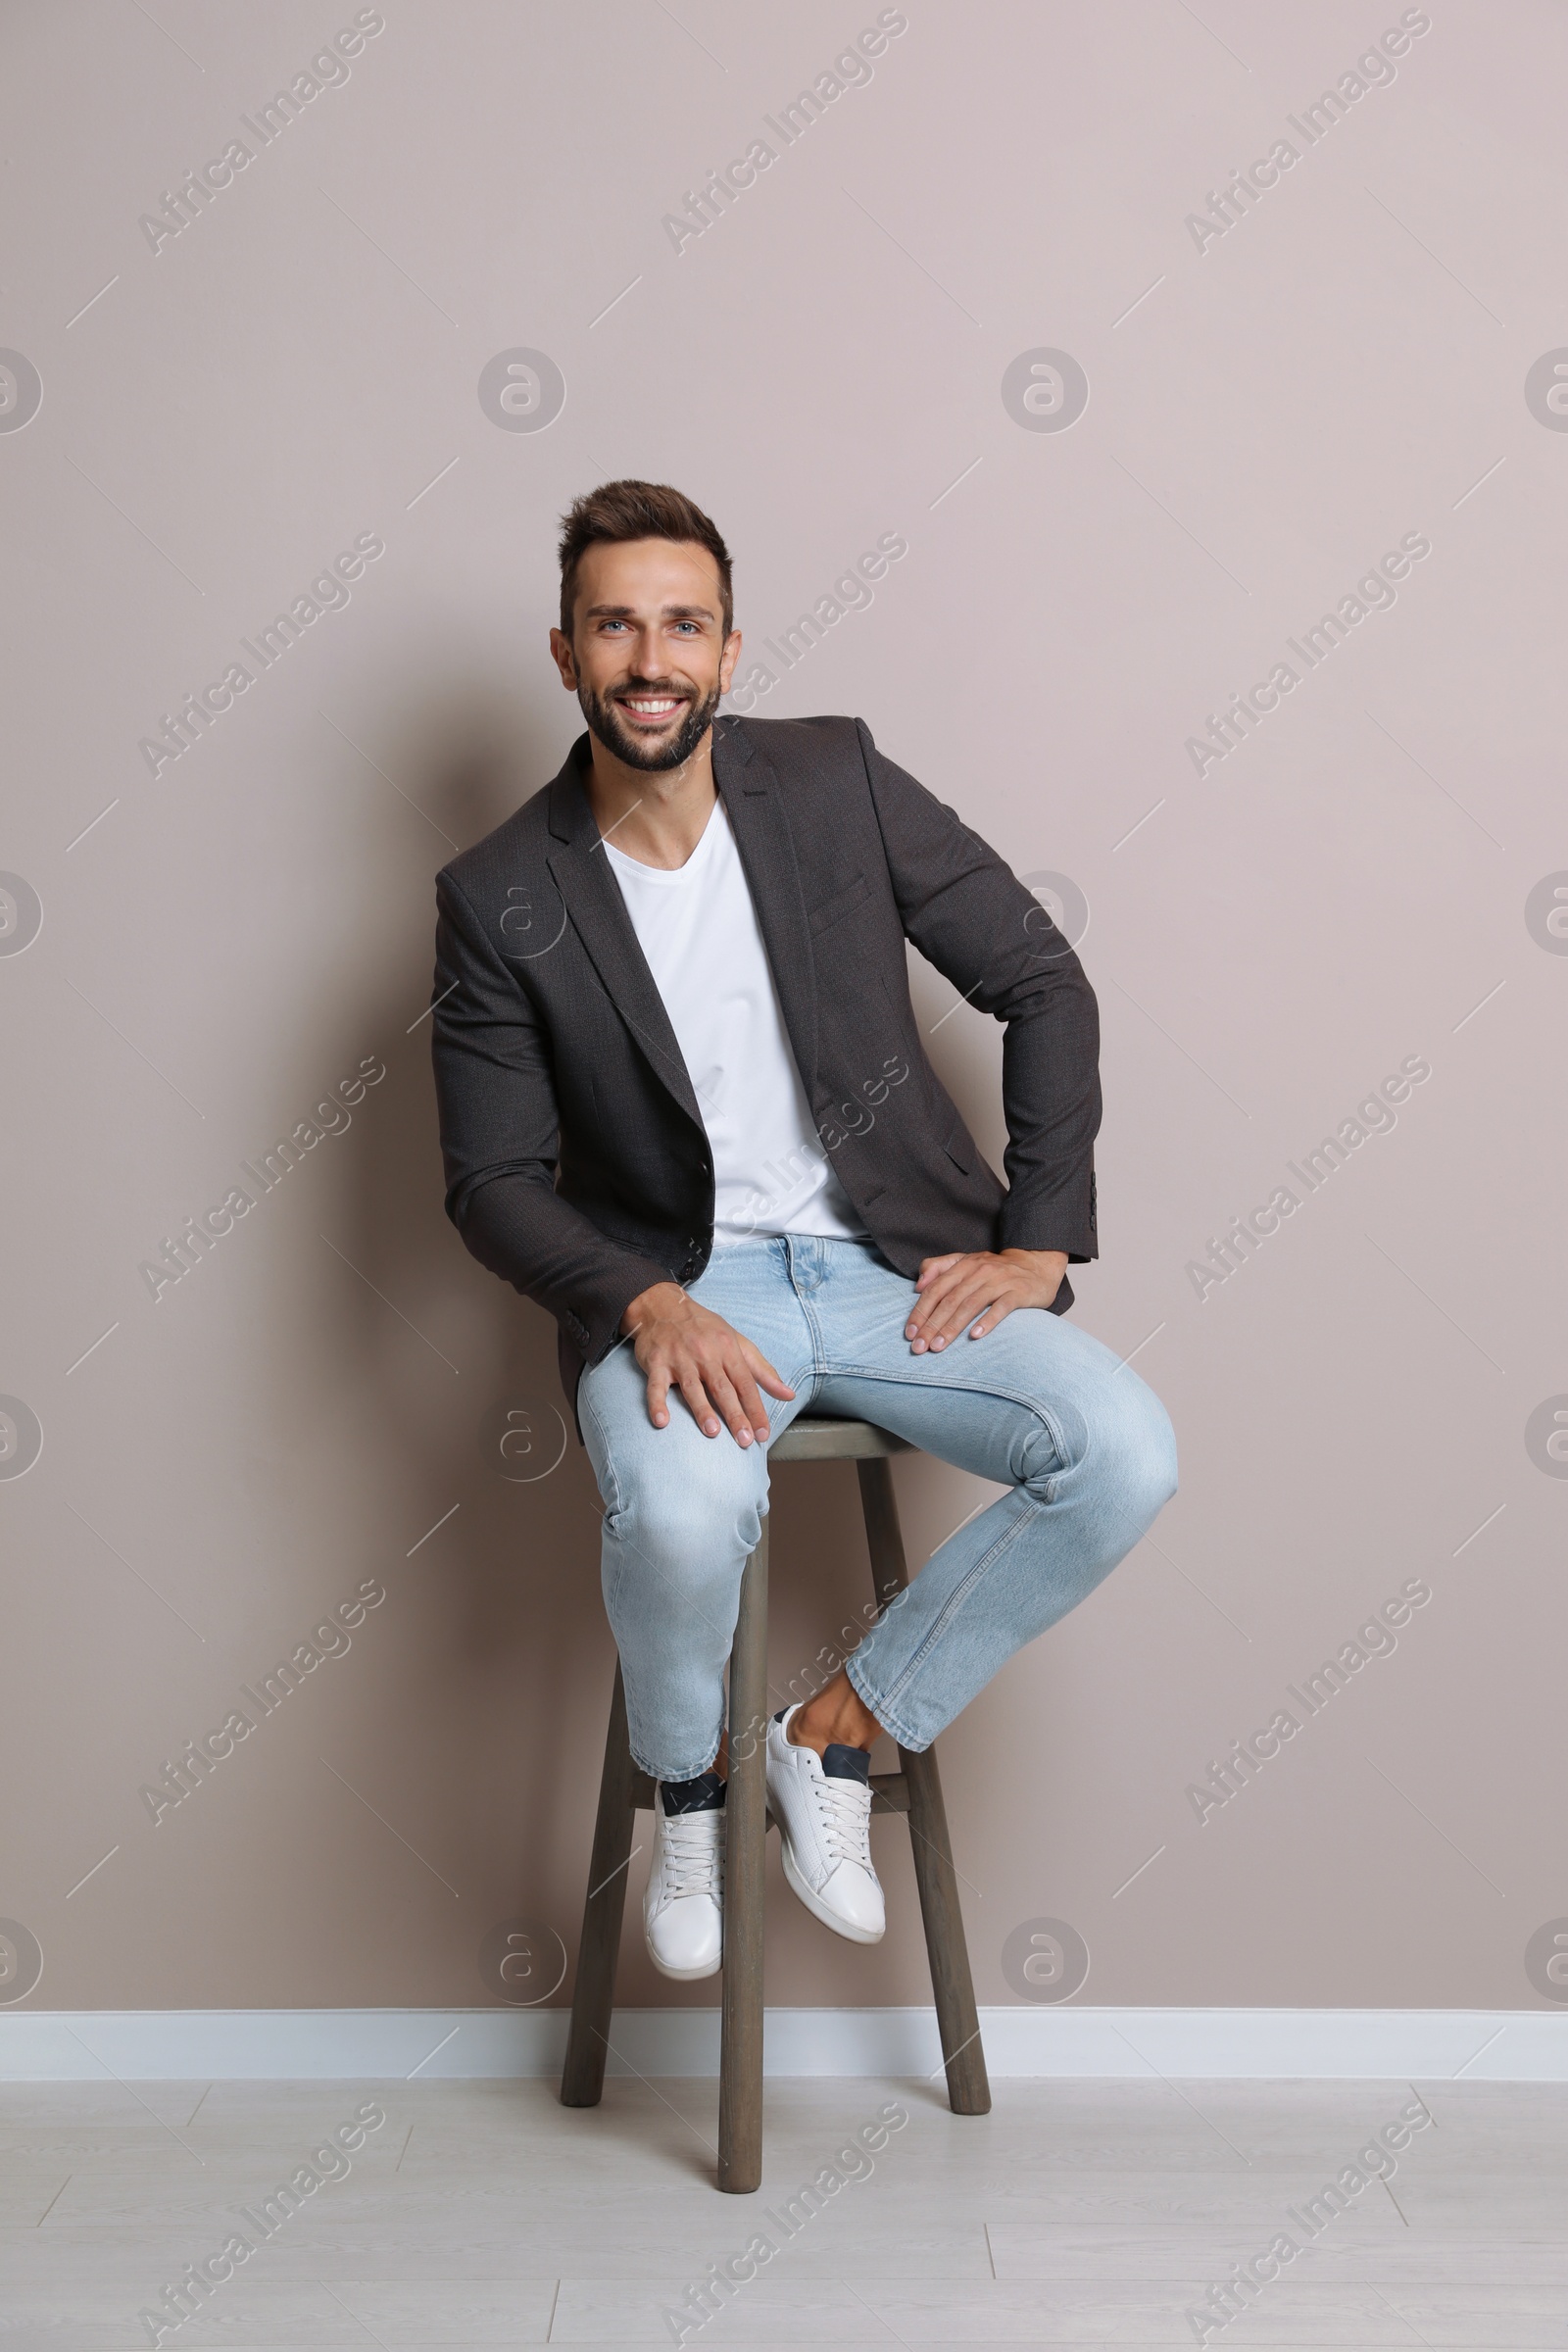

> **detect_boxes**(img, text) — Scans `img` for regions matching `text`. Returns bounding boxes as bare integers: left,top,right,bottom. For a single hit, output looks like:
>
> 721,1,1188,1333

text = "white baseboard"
1,2007,1562,2082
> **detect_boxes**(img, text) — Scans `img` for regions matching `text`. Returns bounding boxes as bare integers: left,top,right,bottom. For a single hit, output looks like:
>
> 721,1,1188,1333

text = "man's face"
550,537,741,772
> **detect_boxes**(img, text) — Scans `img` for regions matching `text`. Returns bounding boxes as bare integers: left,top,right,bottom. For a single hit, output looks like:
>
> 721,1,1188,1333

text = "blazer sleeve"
855,716,1101,1262
430,867,674,1362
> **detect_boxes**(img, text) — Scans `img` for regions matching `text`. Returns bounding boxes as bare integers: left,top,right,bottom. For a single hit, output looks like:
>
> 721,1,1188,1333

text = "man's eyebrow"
582,600,716,620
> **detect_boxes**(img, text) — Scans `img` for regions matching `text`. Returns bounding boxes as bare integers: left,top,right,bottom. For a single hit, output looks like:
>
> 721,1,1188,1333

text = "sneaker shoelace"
660,1809,724,1901
810,1773,874,1873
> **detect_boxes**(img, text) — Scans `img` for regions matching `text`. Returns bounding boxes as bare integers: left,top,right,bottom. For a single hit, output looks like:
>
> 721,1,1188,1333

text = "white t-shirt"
603,802,866,1249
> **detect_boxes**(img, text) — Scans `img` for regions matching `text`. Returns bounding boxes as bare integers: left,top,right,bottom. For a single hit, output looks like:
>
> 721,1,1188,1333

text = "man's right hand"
620,1281,795,1445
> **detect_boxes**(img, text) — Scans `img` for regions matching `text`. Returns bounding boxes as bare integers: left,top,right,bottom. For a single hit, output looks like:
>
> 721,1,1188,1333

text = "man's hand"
905,1248,1068,1352
621,1281,795,1444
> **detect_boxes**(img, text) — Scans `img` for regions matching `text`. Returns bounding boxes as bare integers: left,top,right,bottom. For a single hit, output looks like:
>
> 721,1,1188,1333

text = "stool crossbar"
560,1414,990,2192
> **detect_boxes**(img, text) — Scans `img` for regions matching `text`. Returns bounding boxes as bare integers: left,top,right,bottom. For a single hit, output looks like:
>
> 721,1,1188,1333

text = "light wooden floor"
0,2073,1562,2344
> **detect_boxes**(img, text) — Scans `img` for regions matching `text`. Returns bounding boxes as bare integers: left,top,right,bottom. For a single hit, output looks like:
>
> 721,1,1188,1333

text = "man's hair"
557,479,732,643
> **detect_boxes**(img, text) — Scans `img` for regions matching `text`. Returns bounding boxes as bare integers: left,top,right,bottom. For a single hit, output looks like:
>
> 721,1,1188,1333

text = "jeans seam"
860,1491,1047,1729
815,1359,1068,1494
636,1743,725,1782
844,1650,926,1751
767,1364,818,1439
788,1274,830,1385
579,1382,630,1621
579,1384,625,1521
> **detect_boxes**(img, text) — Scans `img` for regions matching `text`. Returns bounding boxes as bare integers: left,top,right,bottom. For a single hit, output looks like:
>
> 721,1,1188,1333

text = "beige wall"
3,0,1564,2021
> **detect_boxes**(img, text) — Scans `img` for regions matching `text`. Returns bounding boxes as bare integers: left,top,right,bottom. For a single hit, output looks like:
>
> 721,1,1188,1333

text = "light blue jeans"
578,1235,1177,1781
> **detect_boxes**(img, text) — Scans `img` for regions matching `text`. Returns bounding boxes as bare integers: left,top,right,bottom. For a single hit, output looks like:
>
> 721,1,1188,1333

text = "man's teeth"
621,697,680,713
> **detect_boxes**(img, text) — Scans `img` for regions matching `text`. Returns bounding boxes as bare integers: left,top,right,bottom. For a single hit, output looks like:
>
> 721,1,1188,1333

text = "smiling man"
430,479,1177,1979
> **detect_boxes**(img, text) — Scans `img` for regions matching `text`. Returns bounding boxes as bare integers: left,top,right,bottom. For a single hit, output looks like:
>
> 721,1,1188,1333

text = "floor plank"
0,2075,1560,2347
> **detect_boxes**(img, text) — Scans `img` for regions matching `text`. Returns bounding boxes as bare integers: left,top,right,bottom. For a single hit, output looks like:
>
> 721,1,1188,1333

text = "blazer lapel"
542,718,819,1129
544,736,705,1131
713,717,818,1100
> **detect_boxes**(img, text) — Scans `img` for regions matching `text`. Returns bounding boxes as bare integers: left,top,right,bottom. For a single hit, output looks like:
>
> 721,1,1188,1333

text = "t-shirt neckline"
601,797,725,885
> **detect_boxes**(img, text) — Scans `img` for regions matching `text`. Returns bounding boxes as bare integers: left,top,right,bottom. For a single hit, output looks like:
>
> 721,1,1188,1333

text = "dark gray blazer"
430,713,1101,1418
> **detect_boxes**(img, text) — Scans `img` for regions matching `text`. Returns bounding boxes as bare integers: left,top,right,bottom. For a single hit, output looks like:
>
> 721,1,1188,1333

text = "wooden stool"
559,1414,991,2193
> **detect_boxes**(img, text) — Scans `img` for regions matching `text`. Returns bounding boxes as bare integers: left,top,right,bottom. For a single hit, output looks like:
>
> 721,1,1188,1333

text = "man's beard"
577,673,721,772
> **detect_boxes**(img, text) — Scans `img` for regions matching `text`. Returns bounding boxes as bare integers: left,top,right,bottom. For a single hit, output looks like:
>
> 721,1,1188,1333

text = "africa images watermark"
1184,10,1433,257
137,531,386,780
137,10,386,254
136,2100,386,2344
663,2099,909,2344
1185,2096,1434,2342
139,1576,387,1828
1185,1054,1431,1302
723,532,908,714
1186,1574,1432,1826
1185,532,1432,778
711,1053,913,1239
725,1578,915,1769
138,1053,386,1303
662,10,908,256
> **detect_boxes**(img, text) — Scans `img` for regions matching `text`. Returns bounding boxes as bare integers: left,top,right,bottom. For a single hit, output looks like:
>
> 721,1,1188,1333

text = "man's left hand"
905,1248,1068,1352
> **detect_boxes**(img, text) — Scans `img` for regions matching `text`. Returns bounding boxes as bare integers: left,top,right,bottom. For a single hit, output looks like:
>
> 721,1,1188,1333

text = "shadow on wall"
306,692,608,1994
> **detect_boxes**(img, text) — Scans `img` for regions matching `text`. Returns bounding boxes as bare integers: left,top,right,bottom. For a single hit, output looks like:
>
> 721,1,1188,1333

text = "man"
431,480,1176,1980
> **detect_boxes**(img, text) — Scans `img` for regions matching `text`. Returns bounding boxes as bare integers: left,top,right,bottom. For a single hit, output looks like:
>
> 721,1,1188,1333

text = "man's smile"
615,691,688,727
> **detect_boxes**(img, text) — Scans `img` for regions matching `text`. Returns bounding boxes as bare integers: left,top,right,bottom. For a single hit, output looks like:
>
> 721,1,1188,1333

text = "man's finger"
730,1360,772,1440
927,1273,1005,1348
645,1366,671,1429
675,1364,721,1438
906,1259,979,1340
914,1252,962,1288
743,1344,797,1401
704,1364,755,1446
906,1259,969,1326
969,1294,1018,1339
938,1275,1006,1339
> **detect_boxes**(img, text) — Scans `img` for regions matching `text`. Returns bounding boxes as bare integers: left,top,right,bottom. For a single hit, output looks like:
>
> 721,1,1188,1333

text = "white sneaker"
765,1705,885,1943
643,1774,725,1981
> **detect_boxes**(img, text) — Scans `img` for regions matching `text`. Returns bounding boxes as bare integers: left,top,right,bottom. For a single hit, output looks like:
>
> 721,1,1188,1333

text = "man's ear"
549,625,579,690
718,628,743,694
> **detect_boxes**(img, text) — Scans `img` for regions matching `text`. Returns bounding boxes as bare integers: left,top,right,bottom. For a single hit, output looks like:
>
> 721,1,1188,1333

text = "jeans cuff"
844,1652,929,1754
629,1737,724,1784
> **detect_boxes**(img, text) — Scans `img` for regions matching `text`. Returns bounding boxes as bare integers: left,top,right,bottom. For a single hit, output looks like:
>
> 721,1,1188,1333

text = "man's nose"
625,629,665,673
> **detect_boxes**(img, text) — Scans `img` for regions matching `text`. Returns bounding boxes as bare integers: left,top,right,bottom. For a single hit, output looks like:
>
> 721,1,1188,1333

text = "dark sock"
661,1770,726,1815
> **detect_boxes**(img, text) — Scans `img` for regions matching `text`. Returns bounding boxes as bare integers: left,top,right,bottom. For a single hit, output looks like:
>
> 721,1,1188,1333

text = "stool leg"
561,1661,638,2108
718,1522,768,2192
858,1458,992,2117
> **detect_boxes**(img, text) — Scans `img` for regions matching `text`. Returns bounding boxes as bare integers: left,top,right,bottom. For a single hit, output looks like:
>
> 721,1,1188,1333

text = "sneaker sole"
644,1945,723,1981
778,1835,885,1944
643,1926,723,1982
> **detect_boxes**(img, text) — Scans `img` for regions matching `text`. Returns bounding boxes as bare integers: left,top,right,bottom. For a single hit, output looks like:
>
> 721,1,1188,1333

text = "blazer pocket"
807,871,870,937
942,1117,975,1172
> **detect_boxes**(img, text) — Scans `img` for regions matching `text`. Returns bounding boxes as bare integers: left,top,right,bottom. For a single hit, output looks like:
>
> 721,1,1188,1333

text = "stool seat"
768,1414,912,1461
